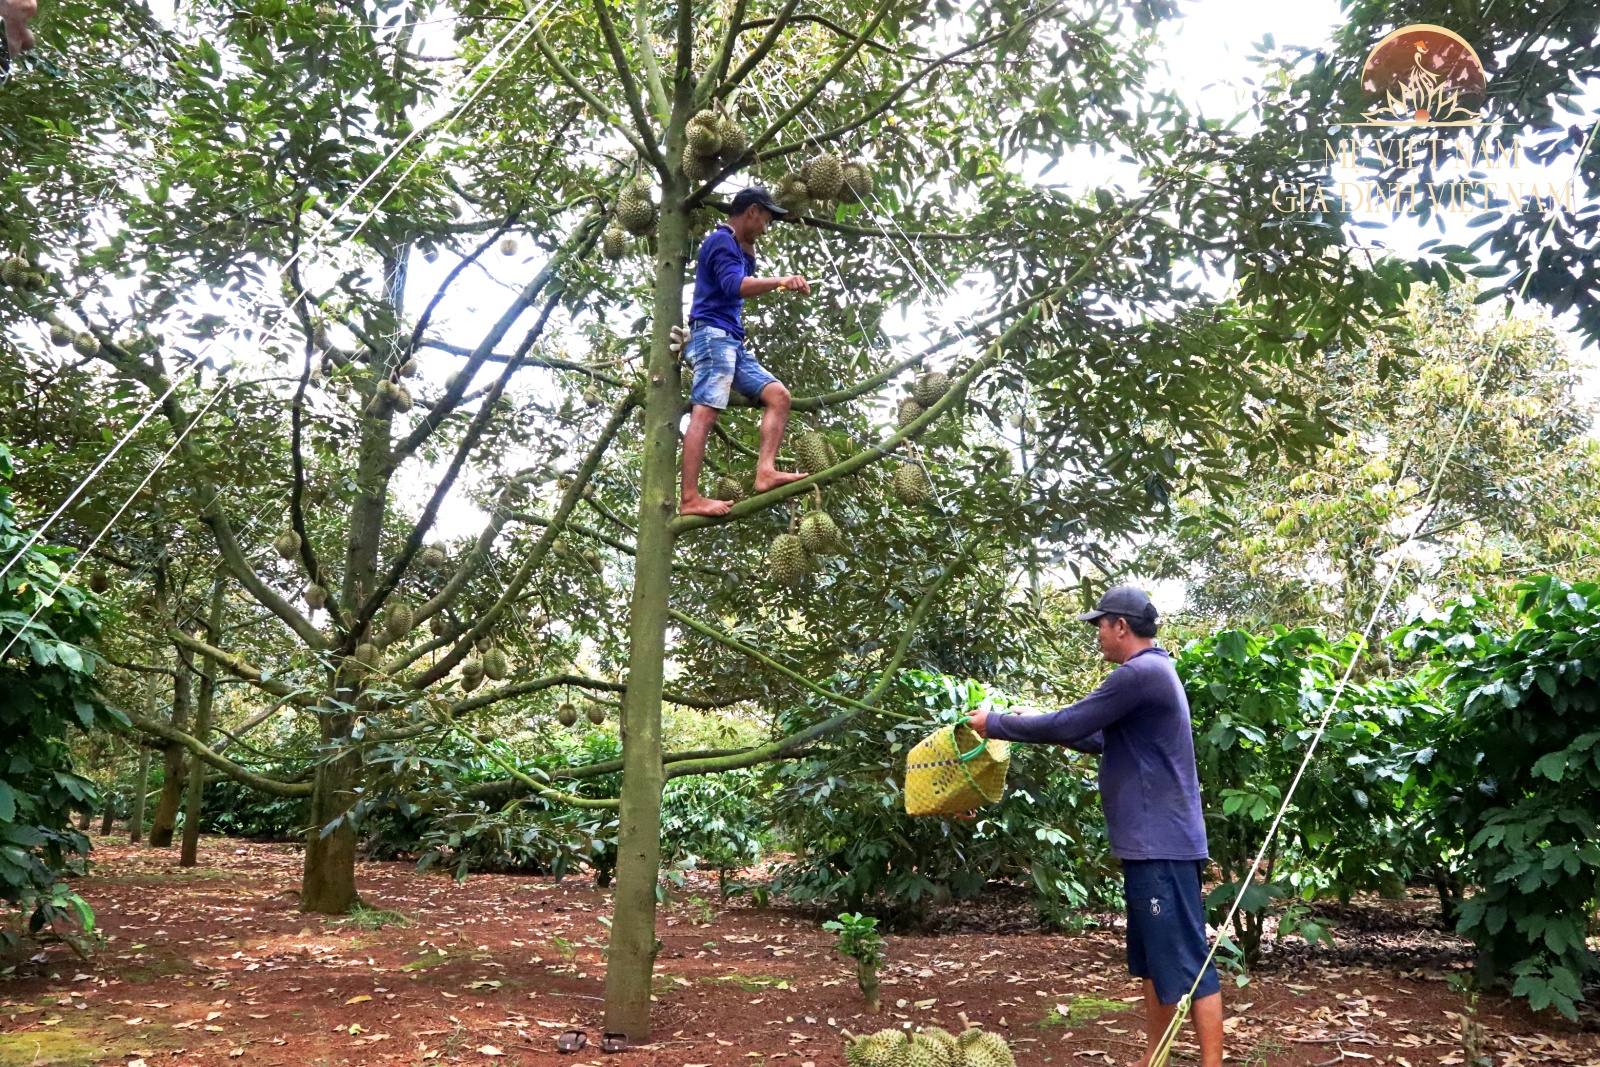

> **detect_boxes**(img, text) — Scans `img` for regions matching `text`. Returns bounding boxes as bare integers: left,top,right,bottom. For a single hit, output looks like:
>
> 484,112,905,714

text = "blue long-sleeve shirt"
689,225,756,339
985,647,1208,861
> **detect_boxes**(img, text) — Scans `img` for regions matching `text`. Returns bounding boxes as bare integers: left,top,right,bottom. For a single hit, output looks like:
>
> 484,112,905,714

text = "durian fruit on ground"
768,532,809,586
957,1029,1015,1067
913,370,951,408
846,1029,910,1067
890,463,931,507
799,509,843,555
916,1028,960,1067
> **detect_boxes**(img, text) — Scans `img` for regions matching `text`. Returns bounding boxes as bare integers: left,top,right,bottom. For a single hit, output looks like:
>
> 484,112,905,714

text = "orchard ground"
3,837,1596,1067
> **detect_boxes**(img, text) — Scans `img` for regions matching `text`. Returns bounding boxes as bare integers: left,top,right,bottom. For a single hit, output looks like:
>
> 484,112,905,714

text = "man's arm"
969,670,1137,748
739,275,809,297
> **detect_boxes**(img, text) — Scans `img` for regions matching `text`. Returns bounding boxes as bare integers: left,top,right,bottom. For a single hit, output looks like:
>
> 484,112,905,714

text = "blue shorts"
685,324,778,410
1123,859,1222,1005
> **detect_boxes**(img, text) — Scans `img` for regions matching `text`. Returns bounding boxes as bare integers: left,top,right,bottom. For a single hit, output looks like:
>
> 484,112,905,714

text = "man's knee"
760,381,791,411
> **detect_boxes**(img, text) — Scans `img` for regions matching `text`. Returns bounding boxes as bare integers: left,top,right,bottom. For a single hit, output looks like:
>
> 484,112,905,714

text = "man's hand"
778,275,810,294
965,710,988,738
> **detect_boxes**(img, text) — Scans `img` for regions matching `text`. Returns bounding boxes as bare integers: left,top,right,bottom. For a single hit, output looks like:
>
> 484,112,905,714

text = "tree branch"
406,211,522,356
632,0,669,119
592,0,665,171
452,726,619,809
716,0,799,102
166,625,316,706
529,25,658,170
696,0,754,105
124,709,313,798
415,338,629,387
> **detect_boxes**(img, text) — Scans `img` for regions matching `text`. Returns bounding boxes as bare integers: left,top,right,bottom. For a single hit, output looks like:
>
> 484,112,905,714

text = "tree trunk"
99,797,114,836
147,652,192,848
129,679,154,845
602,168,691,1042
299,727,362,913
181,575,226,867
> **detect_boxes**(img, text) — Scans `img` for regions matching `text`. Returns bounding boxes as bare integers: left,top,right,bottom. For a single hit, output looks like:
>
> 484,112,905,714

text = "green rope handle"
1148,993,1192,1067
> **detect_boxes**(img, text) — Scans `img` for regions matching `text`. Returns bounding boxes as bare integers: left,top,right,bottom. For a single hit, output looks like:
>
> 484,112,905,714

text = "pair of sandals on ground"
557,1028,628,1054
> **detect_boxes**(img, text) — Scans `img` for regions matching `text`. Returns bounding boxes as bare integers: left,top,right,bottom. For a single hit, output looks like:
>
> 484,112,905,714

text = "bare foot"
753,469,807,493
679,495,731,517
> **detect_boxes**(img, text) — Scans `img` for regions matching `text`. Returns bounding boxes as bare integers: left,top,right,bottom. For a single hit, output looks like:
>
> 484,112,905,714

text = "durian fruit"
385,602,414,637
918,1028,960,1058
601,225,628,260
429,613,452,638
856,1029,911,1067
841,160,876,203
890,463,931,507
584,548,602,569
686,116,722,157
582,386,602,407
21,271,45,291
399,358,419,378
0,257,30,287
906,1036,948,1067
585,704,605,725
482,647,508,681
682,144,717,183
557,702,579,727
768,532,809,586
88,570,111,594
795,429,831,474
461,658,485,691
897,396,926,430
475,634,493,653
801,152,844,201
273,529,302,560
73,332,100,357
616,183,657,236
913,371,952,408
353,642,381,669
774,173,810,213
715,116,748,162
49,322,72,347
551,538,569,559
959,1030,1015,1067
799,509,843,555
422,540,448,568
391,382,414,414
305,584,329,610
711,475,744,503
499,237,519,256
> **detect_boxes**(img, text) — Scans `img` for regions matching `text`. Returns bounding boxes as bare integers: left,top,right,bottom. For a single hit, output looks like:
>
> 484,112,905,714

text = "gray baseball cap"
728,186,789,218
1076,585,1158,624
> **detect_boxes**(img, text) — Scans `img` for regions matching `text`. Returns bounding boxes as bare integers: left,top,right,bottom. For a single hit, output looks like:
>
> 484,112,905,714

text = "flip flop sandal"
556,1029,589,1054
600,1033,630,1054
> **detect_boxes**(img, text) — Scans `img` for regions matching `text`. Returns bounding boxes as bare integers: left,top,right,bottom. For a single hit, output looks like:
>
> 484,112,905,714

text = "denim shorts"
1123,859,1222,1005
685,324,778,410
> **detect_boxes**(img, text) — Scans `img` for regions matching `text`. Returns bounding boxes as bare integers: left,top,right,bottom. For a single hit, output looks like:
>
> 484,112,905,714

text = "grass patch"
704,974,791,992
1037,995,1134,1027
1241,1033,1288,1067
400,949,454,971
334,904,410,930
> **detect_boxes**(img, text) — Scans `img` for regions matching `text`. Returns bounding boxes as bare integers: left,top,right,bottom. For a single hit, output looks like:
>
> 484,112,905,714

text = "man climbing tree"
678,186,810,518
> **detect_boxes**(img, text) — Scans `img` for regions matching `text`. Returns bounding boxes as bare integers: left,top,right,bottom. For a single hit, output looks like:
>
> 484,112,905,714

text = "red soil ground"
2,836,1596,1067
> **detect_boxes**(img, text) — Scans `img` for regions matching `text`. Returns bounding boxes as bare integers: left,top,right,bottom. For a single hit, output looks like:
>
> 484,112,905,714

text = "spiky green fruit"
391,382,414,413
399,358,418,378
475,634,493,653
905,1039,944,1067
862,1030,911,1067
422,546,446,569
583,386,602,407
956,1029,984,1049
897,396,926,430
842,160,876,202
768,533,809,586
273,529,301,560
690,108,719,129
499,237,518,256
551,538,569,559
602,225,628,260
682,144,717,182
799,509,842,555
801,153,844,200
845,1035,870,1067
354,642,381,668
890,463,931,506
49,322,72,347
557,702,578,727
715,117,748,161
461,670,483,693
585,704,605,725
88,570,110,594
686,120,722,158
919,1028,959,1053
385,603,413,636
0,257,29,286
482,647,508,681
73,332,99,357
21,272,45,291
711,475,745,503
429,613,452,637
960,1031,1014,1067
305,584,329,610
795,429,830,474
913,371,952,408
461,657,484,681
774,173,810,213
616,191,656,236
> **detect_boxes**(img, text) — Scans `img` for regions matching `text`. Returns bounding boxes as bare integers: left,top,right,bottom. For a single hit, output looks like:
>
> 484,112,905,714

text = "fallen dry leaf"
478,1046,505,1057
345,995,371,1005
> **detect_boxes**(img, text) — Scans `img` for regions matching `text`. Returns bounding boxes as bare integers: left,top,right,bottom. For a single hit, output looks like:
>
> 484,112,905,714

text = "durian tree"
3,0,1447,1045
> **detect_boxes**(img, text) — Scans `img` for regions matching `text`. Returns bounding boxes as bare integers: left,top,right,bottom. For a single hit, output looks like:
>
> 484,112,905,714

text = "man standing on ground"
679,186,810,518
967,586,1223,1067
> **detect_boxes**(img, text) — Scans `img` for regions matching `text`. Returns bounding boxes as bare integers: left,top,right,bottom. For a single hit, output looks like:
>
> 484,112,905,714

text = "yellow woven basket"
903,723,1011,817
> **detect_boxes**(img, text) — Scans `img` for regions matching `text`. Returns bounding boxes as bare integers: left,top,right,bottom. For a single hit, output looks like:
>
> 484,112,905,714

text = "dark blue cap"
728,186,788,218
1077,585,1158,624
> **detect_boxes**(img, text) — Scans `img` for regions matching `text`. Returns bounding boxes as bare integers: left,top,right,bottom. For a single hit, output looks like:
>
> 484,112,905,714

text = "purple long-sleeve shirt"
689,225,755,339
984,647,1208,861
